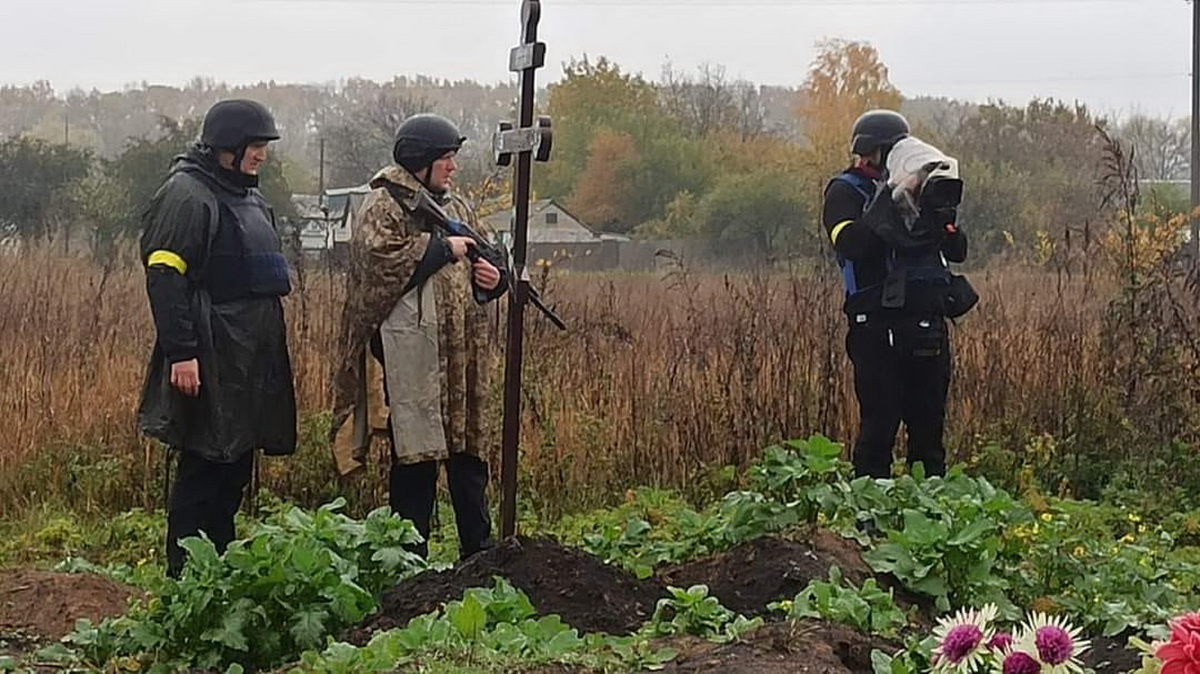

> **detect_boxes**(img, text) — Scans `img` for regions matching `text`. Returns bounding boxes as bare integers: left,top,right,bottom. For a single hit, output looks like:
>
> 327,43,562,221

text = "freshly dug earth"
0,570,135,638
663,620,901,674
1082,634,1144,673
348,536,667,644
659,530,877,617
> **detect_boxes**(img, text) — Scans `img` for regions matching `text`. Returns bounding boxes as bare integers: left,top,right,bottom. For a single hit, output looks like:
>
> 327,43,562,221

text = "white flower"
1015,611,1090,674
932,604,999,673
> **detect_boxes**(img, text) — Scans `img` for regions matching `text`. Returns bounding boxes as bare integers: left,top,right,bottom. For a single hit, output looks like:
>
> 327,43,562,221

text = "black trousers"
370,333,494,561
165,449,254,577
388,452,494,560
846,313,951,479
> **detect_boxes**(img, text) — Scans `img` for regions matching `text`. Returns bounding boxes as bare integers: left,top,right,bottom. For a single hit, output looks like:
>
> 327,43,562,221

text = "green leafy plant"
293,579,676,673
870,634,936,674
819,468,1029,614
647,585,763,644
1004,505,1200,636
749,436,847,496
67,499,425,672
770,567,907,637
1127,635,1163,674
570,436,849,577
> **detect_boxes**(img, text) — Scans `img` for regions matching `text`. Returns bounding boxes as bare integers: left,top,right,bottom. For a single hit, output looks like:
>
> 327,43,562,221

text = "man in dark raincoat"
330,113,505,560
136,99,296,577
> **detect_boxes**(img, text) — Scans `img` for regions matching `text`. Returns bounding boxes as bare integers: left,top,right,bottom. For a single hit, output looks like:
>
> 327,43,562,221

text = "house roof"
325,184,372,196
482,198,600,241
540,199,592,233
291,193,356,221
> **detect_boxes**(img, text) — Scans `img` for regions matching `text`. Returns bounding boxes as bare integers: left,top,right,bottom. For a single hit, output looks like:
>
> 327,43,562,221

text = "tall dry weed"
0,236,1193,518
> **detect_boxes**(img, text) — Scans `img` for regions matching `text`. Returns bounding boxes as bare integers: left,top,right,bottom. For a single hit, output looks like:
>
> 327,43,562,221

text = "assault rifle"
406,190,566,331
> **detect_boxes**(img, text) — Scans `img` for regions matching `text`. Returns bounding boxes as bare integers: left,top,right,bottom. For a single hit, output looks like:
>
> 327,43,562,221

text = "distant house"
288,195,333,251
288,184,373,256
323,184,373,249
288,191,662,271
479,199,647,272
482,199,625,246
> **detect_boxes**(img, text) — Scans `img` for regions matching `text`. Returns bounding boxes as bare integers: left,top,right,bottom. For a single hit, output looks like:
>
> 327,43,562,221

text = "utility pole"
1192,0,1199,261
319,137,330,256
318,137,326,210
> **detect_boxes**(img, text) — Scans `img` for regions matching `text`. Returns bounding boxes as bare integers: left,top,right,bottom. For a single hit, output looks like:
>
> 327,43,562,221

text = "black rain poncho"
136,144,297,463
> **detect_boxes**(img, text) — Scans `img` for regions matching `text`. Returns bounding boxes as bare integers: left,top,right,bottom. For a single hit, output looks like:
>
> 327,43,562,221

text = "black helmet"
201,99,280,150
850,109,909,156
392,113,466,174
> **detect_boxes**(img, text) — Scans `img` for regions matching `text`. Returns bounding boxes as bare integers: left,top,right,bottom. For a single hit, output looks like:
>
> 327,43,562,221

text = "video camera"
920,173,962,212
886,136,962,234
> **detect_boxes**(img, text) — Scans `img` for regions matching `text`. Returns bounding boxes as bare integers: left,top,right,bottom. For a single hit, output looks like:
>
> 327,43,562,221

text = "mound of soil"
0,570,134,638
663,620,901,674
1082,634,1144,673
347,536,667,644
659,530,876,617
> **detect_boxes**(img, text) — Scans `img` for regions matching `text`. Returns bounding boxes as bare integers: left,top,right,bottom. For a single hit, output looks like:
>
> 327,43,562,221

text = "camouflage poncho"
330,165,502,475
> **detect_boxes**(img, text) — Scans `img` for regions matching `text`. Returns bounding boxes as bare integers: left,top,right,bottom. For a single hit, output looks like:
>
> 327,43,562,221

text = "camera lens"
922,178,962,210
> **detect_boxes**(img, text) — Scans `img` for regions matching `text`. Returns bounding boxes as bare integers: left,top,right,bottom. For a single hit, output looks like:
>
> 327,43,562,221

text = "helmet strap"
232,145,248,175
413,154,451,195
210,144,258,189
403,163,430,190
879,145,894,171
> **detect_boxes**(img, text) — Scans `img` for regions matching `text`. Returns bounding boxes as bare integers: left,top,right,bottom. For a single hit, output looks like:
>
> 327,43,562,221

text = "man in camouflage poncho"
331,113,506,559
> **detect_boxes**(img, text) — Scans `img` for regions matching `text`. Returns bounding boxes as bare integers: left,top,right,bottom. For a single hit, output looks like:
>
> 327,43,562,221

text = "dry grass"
519,264,1117,511
0,246,1190,520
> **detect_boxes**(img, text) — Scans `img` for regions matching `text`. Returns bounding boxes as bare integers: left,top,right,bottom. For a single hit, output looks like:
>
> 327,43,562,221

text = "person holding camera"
821,109,974,479
330,113,506,560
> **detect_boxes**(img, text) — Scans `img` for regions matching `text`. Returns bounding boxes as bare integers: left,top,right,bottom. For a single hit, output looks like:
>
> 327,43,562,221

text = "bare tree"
318,83,433,187
1119,114,1190,181
901,96,976,146
731,78,767,141
659,62,765,140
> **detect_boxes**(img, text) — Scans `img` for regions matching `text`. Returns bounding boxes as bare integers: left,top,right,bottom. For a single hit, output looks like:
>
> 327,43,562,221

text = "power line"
902,72,1190,87
1190,0,1198,258
242,0,1147,5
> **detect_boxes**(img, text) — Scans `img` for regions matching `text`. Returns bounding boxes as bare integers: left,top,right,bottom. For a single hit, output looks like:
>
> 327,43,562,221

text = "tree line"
0,40,1190,263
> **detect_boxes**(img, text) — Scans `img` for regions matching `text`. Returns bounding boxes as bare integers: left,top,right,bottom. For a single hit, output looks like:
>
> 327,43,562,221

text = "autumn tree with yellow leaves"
797,39,903,180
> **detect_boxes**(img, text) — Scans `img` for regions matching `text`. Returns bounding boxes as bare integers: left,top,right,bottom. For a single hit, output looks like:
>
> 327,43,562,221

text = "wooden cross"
494,0,555,538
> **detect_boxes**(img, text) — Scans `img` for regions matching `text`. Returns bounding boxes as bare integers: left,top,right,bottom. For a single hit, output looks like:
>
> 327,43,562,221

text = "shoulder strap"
378,181,414,215
829,171,877,206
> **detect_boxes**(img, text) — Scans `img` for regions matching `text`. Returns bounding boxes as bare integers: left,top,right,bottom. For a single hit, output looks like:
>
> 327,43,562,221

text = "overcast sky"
0,0,1191,119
